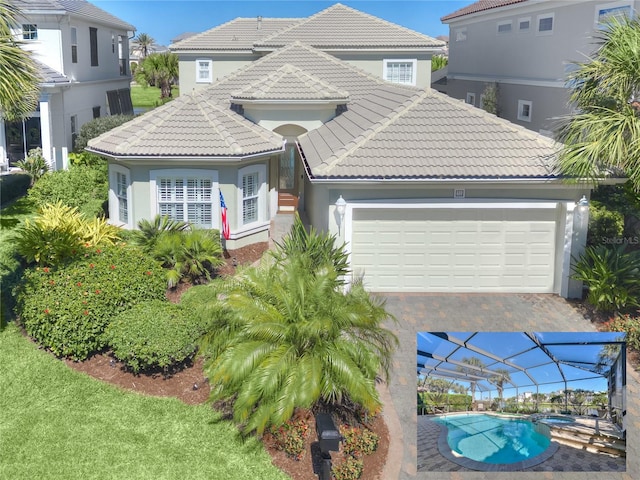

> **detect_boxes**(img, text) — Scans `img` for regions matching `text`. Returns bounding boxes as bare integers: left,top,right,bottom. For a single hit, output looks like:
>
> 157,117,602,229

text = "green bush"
0,173,30,206
588,201,624,246
105,300,206,373
341,425,379,457
572,245,640,312
27,163,108,218
14,245,166,360
332,455,364,480
267,413,311,461
74,115,134,152
603,315,640,351
14,148,48,186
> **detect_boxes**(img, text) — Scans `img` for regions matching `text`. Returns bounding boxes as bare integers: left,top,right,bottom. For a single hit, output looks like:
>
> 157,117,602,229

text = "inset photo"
417,332,626,472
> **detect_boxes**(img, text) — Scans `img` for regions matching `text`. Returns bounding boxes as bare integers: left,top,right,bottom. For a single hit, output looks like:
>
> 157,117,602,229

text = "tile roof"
231,64,350,102
255,3,445,50
87,93,284,158
35,59,70,84
302,89,558,179
13,0,135,31
170,18,300,51
89,41,558,179
441,0,529,22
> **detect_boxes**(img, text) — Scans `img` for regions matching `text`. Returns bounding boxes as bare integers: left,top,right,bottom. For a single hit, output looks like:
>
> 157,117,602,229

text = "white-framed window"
150,169,218,228
517,100,532,122
383,59,417,86
455,27,467,42
479,94,485,109
71,27,78,63
537,13,554,34
595,2,633,27
465,93,476,106
22,24,37,40
237,164,267,228
111,33,116,54
196,59,213,83
109,164,131,227
518,17,531,32
497,21,512,34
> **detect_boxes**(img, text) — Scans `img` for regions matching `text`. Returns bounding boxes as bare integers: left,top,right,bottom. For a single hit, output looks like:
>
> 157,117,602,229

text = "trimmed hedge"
15,245,166,360
105,300,209,373
0,173,30,206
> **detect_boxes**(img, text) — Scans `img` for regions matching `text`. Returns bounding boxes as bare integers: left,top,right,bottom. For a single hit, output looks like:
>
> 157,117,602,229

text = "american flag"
219,190,230,240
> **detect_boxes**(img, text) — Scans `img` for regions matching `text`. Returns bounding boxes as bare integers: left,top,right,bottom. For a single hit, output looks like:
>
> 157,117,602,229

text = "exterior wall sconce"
576,195,590,230
335,195,347,234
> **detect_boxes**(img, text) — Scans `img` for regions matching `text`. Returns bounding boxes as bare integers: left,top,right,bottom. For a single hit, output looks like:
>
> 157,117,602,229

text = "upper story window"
112,33,116,54
518,17,531,32
517,100,532,122
89,27,98,66
465,93,476,106
537,13,554,34
71,27,78,63
383,59,417,86
196,59,213,83
497,21,512,34
22,24,37,40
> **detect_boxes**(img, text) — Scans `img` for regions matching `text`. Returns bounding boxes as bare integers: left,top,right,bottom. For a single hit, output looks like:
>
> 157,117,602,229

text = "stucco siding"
178,54,261,93
333,52,432,88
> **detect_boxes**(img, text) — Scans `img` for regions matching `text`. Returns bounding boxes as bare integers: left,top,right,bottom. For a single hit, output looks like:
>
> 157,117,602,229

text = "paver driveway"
375,293,638,480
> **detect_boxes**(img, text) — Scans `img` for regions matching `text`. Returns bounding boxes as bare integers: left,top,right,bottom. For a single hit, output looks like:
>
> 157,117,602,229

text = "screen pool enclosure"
417,332,626,431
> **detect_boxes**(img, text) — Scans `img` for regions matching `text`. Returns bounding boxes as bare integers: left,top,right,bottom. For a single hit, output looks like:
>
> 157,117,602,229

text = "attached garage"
347,202,561,293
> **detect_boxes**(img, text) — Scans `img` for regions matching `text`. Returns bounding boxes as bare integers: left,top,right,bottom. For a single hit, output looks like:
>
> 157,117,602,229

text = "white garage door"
350,207,558,292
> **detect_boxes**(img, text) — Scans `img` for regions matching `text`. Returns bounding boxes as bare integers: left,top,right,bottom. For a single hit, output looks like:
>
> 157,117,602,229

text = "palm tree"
0,0,40,121
131,32,156,60
456,356,486,404
556,16,640,191
489,368,512,410
199,228,397,435
136,52,178,99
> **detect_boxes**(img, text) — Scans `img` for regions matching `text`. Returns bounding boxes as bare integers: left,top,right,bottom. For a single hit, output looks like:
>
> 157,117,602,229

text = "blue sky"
90,0,475,47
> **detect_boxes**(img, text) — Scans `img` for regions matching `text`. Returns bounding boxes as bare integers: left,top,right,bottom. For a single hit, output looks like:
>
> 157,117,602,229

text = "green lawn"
0,199,290,480
131,84,180,108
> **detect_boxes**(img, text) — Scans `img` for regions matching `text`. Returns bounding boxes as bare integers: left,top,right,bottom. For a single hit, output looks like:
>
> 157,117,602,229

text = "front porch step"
549,428,626,457
278,193,299,212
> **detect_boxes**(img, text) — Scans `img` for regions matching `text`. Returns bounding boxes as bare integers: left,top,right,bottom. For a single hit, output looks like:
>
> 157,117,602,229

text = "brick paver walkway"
377,293,638,480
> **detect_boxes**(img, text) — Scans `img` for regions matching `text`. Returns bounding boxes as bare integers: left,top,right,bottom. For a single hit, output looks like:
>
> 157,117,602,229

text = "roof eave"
85,146,285,162
252,45,444,53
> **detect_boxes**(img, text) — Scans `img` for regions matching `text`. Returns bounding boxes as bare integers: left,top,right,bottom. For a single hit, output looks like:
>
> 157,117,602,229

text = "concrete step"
550,429,626,457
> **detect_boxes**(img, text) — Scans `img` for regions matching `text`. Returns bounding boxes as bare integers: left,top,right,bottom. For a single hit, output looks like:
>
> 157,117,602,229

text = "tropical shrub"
572,245,640,312
14,245,166,359
0,173,30,206
602,315,640,351
14,147,48,185
341,425,379,457
105,300,207,373
14,202,120,266
27,163,108,218
200,226,397,435
153,228,225,287
331,455,364,480
267,412,311,460
431,54,448,71
588,201,624,246
132,214,188,253
74,114,134,152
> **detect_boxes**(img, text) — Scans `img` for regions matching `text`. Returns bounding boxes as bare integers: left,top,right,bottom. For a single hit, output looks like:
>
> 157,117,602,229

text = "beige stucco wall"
177,53,260,93
243,105,337,132
333,52,433,88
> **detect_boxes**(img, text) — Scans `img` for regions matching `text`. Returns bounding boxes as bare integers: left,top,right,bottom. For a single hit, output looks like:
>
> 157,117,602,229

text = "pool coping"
433,413,561,472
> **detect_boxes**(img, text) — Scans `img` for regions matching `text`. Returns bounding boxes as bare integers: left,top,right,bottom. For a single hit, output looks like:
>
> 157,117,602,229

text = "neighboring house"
88,4,593,299
129,44,168,69
0,0,135,170
170,3,445,92
436,0,638,135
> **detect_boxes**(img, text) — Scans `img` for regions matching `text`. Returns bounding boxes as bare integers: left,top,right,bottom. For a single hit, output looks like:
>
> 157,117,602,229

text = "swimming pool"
432,413,558,470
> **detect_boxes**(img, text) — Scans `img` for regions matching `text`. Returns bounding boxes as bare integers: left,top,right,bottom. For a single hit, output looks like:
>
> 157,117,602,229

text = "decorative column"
39,94,54,170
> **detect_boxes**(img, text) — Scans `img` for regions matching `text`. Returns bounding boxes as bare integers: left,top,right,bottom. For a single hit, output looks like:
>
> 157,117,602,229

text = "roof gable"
231,64,350,102
254,3,445,50
441,0,529,22
14,0,135,30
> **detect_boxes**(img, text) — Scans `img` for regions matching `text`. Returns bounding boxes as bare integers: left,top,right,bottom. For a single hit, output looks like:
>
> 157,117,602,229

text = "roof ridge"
253,4,339,46
171,17,243,49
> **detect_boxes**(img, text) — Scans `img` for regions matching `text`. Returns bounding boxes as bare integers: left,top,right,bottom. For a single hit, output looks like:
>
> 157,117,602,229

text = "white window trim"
594,2,633,27
149,169,219,228
518,17,531,32
466,92,476,106
479,94,485,109
195,58,213,83
108,164,131,228
70,26,78,63
236,164,268,234
383,58,417,86
496,21,512,34
517,100,532,122
536,13,555,35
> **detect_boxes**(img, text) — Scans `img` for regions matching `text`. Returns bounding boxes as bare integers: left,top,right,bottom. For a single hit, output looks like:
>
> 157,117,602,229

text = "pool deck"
418,415,626,472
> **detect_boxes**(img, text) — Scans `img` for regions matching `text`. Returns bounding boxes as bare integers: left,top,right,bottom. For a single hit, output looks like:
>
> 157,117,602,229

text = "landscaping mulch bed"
64,241,390,479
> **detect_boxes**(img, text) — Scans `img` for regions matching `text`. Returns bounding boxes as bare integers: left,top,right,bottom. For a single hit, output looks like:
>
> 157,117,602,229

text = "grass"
131,84,180,108
0,199,290,480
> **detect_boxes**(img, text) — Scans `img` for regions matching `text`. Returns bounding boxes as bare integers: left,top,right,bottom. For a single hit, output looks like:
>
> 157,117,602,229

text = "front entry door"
278,144,299,211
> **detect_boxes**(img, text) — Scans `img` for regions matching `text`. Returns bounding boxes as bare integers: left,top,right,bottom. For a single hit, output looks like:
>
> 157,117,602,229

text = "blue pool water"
540,416,574,424
433,414,551,464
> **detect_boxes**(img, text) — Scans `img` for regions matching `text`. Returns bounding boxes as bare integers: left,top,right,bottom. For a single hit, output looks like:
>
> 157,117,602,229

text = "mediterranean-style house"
0,0,135,170
88,3,593,298
436,0,638,134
